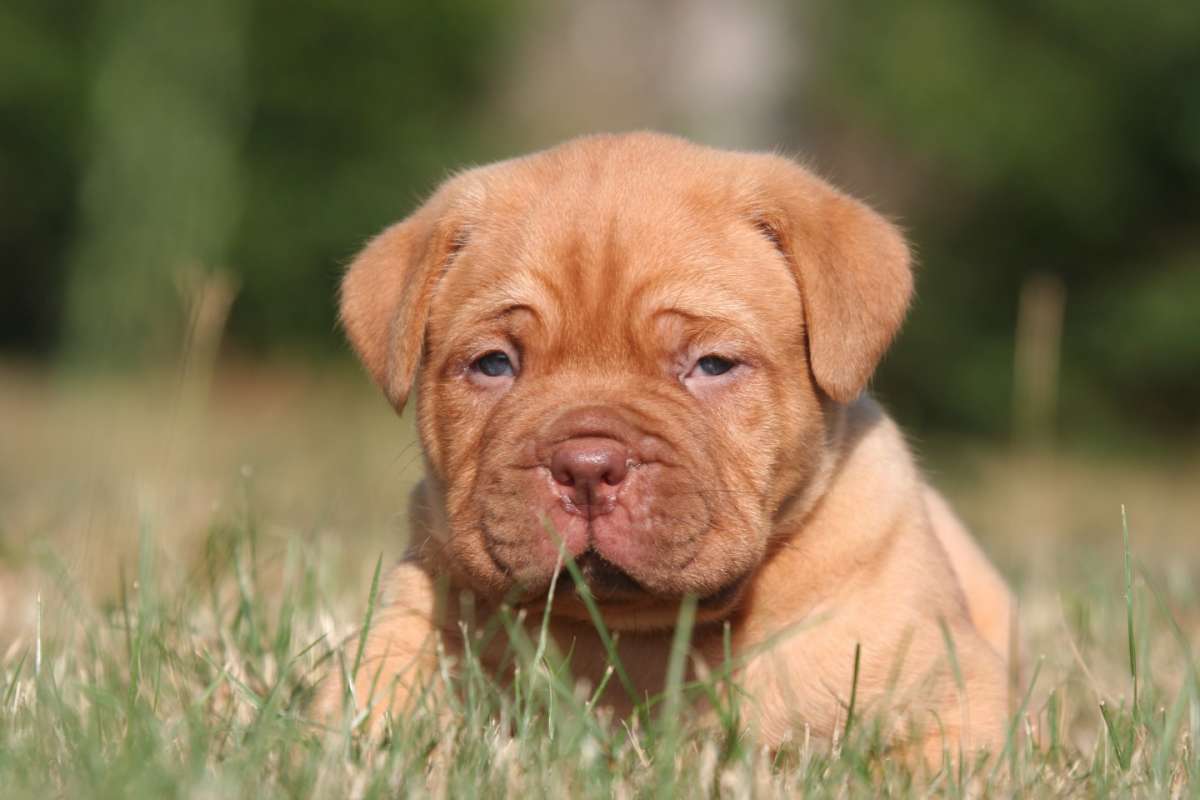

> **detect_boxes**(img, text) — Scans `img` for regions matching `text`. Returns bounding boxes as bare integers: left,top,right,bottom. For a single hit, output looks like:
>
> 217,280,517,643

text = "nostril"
550,461,575,486
601,458,628,486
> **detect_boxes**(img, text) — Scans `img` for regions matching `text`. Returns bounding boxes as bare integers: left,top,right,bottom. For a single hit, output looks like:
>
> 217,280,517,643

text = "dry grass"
1,362,1197,797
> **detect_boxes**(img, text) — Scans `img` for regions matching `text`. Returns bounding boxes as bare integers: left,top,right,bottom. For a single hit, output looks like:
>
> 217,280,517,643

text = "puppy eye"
471,350,515,378
696,355,736,377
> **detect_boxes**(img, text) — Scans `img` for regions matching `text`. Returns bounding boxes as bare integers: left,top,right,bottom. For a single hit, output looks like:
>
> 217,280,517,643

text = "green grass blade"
1098,700,1131,771
661,594,697,726
1121,505,1138,714
2,649,28,709
1153,678,1190,785
1140,565,1199,694
990,655,1043,782
351,554,384,684
540,518,638,706
842,642,862,746
655,592,697,798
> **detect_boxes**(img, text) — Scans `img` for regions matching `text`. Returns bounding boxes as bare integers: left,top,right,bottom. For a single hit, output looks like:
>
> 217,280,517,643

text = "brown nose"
550,437,629,514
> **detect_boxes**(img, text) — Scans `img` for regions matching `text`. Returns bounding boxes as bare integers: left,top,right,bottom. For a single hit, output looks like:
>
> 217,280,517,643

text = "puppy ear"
340,180,470,411
753,157,913,403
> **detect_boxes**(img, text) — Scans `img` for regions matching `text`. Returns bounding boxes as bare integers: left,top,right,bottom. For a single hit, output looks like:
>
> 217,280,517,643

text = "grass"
1,363,1198,797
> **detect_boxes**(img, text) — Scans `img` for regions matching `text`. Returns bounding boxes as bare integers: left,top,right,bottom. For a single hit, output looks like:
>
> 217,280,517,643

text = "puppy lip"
557,549,644,598
553,552,751,609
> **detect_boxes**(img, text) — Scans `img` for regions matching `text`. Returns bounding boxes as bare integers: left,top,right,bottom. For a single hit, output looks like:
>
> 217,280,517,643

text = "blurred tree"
229,0,515,354
63,0,249,364
0,1,88,355
796,0,1200,442
0,0,516,362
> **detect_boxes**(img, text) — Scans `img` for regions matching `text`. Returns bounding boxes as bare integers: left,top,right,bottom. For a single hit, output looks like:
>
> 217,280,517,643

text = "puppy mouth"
555,549,643,600
552,549,750,611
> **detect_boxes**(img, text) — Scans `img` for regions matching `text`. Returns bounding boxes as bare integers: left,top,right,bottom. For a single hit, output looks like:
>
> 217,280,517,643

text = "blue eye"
697,355,735,376
473,351,515,377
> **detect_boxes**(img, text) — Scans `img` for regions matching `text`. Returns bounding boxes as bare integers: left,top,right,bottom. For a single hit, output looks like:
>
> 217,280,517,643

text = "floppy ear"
752,156,913,404
339,180,471,411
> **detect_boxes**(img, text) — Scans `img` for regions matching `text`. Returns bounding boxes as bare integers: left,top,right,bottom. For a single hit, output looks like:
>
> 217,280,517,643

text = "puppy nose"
550,437,629,511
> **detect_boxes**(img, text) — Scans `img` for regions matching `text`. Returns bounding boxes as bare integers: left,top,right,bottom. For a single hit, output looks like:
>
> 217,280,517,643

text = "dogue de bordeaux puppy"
316,132,1014,762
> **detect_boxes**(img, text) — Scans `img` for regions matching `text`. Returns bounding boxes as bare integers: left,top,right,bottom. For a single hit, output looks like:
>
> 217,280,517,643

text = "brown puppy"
316,132,1013,761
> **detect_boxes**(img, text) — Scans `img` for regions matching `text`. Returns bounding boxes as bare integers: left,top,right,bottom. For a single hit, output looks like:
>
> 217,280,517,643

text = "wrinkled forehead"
431,167,803,348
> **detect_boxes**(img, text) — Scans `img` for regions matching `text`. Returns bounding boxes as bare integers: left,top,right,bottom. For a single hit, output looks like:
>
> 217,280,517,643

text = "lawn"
1,363,1197,797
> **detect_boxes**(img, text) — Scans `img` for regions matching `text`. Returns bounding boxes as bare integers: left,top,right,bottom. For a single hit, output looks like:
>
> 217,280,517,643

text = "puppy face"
341,133,911,627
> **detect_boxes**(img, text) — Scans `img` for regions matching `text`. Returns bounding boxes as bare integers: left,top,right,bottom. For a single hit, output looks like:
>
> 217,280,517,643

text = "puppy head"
341,133,911,627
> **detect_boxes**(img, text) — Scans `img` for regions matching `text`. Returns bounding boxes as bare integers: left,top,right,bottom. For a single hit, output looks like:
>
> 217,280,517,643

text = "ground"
0,362,1197,797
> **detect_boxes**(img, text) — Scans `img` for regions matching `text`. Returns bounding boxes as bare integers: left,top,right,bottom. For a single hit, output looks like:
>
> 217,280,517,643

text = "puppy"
316,132,1013,761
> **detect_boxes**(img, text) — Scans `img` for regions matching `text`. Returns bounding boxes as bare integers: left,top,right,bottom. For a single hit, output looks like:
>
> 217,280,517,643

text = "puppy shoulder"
834,394,923,499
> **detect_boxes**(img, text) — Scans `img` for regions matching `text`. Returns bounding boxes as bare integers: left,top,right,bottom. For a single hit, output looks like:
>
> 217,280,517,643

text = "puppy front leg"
914,633,1009,771
312,563,442,734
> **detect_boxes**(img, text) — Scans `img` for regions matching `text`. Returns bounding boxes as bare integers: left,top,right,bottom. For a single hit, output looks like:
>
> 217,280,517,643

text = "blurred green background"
2,0,1198,447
